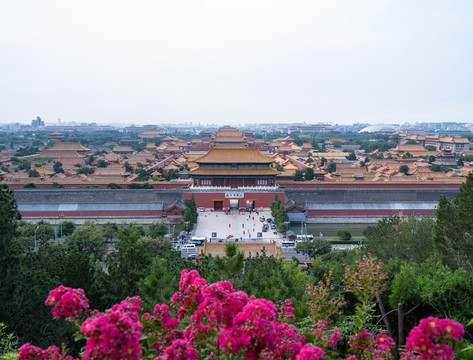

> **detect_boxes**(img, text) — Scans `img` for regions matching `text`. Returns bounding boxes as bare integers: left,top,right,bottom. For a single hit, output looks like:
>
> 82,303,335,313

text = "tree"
102,222,118,242
364,215,435,264
428,155,436,164
28,169,40,177
294,170,304,181
149,222,168,238
85,155,96,166
0,184,22,324
52,182,64,188
107,183,121,189
23,183,37,188
97,159,108,168
336,229,352,240
60,220,76,237
271,195,289,232
399,165,409,174
35,220,55,244
139,236,171,257
295,238,331,258
139,252,190,310
166,169,179,181
346,152,357,161
53,161,64,173
320,157,327,166
124,161,133,172
183,195,198,231
405,139,418,145
425,145,436,151
104,225,153,302
66,220,106,256
326,161,336,173
389,258,473,332
77,166,94,175
435,173,473,272
304,167,315,181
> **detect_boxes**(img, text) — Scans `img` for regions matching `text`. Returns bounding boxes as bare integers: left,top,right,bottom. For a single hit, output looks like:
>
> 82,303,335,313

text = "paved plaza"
193,209,285,244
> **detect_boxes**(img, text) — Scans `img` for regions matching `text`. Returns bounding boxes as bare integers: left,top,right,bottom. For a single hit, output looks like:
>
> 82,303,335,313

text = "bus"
190,236,207,246
296,235,314,241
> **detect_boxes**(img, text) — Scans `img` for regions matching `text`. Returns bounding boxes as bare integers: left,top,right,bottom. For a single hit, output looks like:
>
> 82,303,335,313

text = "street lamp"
59,214,64,241
34,225,40,251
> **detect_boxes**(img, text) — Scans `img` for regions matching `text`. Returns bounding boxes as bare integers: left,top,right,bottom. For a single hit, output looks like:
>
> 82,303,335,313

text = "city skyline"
1,1,473,126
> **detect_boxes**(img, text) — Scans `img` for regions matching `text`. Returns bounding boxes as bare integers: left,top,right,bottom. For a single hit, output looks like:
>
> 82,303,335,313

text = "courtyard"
192,209,285,244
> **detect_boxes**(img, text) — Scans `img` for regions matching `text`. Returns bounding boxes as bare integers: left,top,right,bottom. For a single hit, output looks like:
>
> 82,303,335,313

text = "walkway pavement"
193,209,285,244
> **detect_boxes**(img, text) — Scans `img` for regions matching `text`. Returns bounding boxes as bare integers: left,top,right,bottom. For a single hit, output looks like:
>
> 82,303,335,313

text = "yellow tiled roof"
189,167,279,176
196,147,274,164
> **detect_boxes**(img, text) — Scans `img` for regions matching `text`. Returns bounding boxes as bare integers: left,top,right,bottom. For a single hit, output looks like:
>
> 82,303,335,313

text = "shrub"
336,229,352,240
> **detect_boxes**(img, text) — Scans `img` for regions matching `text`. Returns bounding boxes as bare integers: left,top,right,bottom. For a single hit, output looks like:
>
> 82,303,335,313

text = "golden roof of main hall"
189,167,279,176
196,147,274,164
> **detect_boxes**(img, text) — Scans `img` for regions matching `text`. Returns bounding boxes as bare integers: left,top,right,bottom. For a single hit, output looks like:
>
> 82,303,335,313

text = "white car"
182,244,196,250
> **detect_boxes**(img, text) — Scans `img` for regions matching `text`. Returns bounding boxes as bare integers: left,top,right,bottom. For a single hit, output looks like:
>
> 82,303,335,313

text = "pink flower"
276,299,296,322
349,331,374,353
405,317,464,360
156,339,197,360
18,343,44,360
329,328,342,350
45,286,89,320
187,281,248,338
296,344,324,360
171,270,207,320
312,319,328,341
18,344,70,360
81,297,143,360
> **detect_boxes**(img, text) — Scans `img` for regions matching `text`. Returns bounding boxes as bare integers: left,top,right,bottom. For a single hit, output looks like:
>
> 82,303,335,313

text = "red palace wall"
306,210,434,216
21,211,164,217
184,192,285,209
279,182,462,189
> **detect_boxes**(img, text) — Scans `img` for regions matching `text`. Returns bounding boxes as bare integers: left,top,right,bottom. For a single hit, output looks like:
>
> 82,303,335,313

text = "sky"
1,0,473,126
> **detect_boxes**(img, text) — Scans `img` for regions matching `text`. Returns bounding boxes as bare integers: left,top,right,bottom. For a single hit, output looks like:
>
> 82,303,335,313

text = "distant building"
31,116,44,128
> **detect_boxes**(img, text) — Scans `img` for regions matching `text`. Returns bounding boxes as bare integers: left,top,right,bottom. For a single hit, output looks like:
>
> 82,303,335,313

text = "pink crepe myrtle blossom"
405,317,463,360
81,297,144,360
45,286,89,320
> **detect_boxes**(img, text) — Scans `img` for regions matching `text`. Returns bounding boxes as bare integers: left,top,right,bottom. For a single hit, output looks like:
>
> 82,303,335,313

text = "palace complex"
2,126,472,222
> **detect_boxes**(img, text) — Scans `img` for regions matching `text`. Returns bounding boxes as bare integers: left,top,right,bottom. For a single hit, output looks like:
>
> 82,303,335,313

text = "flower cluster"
311,320,342,352
348,331,396,360
18,343,73,360
141,303,182,354
295,344,324,360
157,339,197,360
404,316,464,360
171,269,207,320
276,299,296,322
44,286,89,321
80,297,144,360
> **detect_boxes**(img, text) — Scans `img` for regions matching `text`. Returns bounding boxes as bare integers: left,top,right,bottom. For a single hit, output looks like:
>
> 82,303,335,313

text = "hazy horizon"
1,1,472,126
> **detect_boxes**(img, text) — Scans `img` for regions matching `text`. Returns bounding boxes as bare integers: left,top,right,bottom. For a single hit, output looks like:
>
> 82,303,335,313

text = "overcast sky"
1,0,472,126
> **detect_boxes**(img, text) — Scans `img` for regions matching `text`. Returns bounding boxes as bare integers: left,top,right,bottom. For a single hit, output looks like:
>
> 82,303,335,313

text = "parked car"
259,217,265,222
182,244,196,250
198,207,207,212
271,223,277,229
